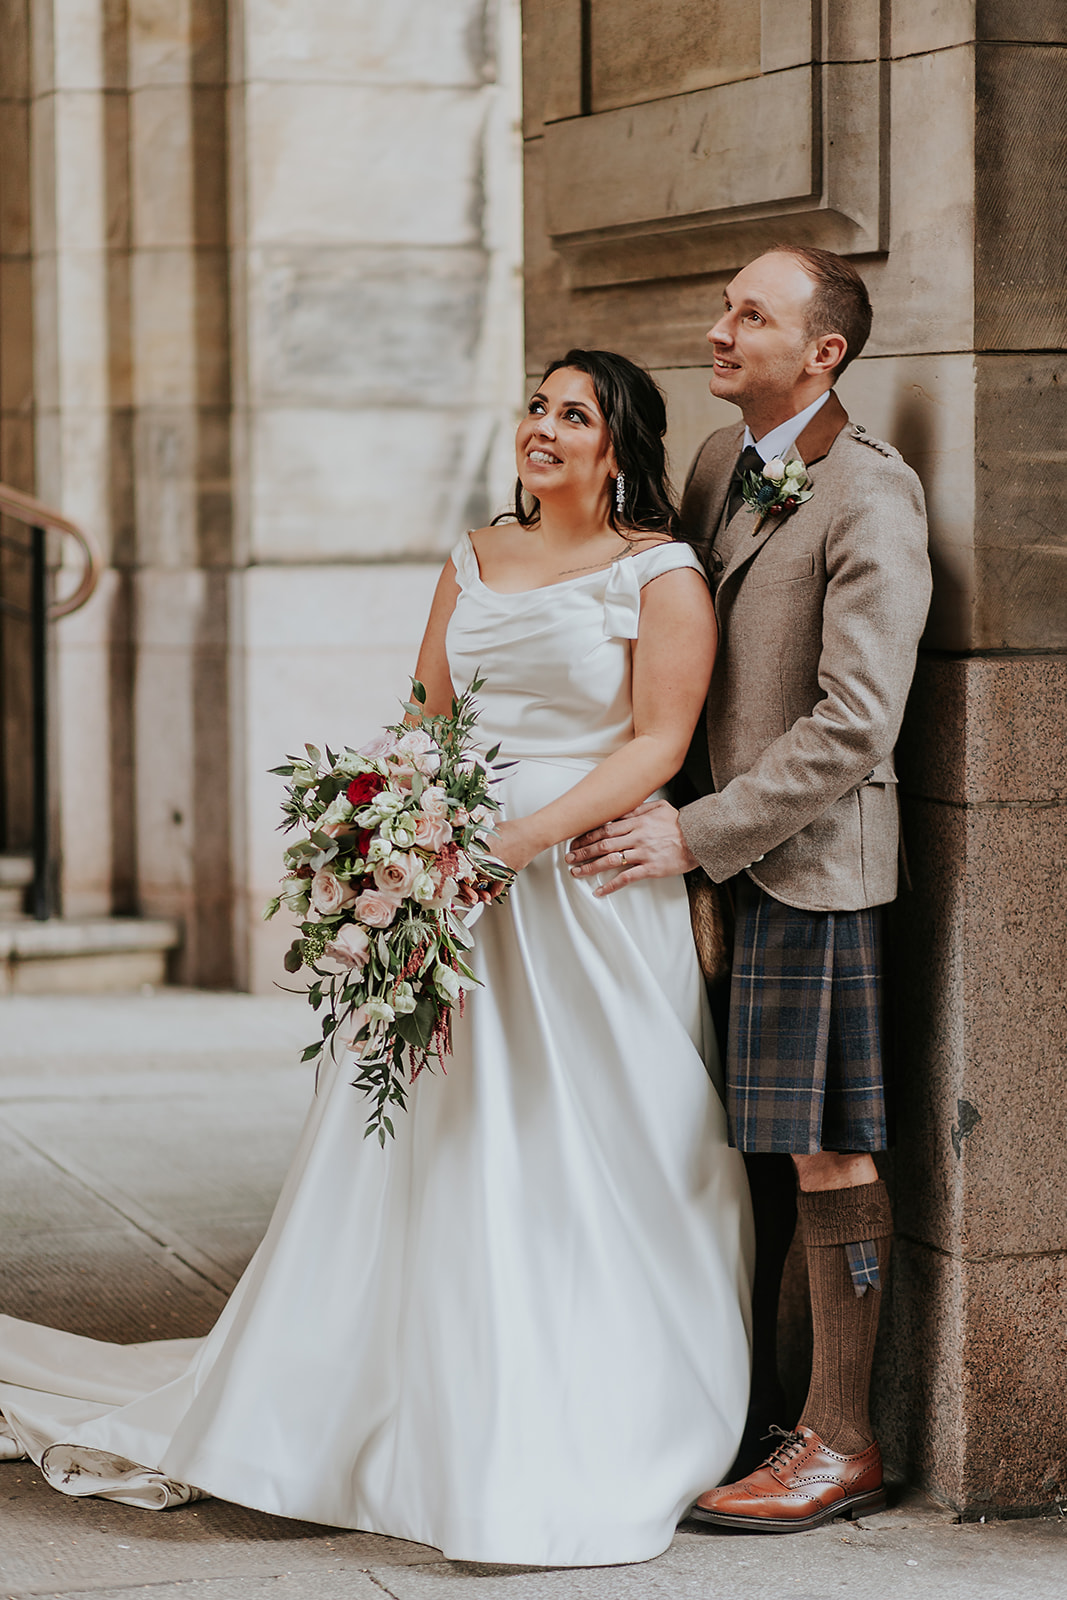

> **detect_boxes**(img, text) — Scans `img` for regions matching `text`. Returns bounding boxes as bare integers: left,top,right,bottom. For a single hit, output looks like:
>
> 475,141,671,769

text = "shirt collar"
743,390,831,464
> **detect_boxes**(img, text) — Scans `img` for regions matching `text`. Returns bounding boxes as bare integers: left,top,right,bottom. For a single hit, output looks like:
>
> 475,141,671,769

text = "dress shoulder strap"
602,541,706,641
629,539,708,587
450,530,480,589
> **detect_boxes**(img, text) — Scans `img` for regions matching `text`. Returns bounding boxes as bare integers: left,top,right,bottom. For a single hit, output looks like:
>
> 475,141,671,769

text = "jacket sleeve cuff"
679,794,761,884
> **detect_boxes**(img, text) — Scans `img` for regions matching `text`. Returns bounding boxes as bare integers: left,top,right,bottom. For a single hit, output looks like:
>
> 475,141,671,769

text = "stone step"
0,855,32,919
0,916,181,995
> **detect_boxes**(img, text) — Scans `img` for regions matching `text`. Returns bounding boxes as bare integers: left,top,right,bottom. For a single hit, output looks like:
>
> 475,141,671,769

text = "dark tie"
726,444,764,524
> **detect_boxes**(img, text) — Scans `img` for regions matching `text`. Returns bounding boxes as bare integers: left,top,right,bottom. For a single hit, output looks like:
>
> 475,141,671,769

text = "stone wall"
521,0,1066,1516
3,1,523,986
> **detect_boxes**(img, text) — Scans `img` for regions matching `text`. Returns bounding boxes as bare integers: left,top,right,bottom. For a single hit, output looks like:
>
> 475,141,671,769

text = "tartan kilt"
725,876,889,1154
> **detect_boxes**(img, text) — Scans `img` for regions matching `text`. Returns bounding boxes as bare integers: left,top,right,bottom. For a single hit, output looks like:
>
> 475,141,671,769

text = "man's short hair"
770,246,873,380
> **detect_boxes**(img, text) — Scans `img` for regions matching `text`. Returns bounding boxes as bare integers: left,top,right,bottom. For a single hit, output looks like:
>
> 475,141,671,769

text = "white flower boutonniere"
741,456,814,527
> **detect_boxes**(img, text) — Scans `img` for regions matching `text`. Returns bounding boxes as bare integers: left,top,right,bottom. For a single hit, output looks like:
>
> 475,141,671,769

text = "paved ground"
1,990,1064,1599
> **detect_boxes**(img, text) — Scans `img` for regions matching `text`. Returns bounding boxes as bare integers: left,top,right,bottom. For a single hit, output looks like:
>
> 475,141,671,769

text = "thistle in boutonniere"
741,456,814,524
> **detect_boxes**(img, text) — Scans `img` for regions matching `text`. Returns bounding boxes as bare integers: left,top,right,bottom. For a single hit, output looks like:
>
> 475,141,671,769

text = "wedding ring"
620,851,628,866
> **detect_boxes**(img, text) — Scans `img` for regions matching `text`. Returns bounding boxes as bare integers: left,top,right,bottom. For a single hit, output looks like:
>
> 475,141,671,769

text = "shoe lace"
761,1425,807,1471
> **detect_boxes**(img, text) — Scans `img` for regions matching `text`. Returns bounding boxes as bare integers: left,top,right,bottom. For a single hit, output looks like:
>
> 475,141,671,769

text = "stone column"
29,0,116,918
121,0,237,985
229,0,523,990
0,0,37,849
871,6,1067,1519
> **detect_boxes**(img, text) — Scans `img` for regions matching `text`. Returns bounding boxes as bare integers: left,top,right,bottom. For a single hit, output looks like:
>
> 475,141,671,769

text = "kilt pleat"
725,877,888,1154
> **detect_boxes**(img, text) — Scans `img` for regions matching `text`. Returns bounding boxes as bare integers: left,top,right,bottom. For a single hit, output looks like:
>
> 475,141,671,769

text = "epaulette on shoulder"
849,423,900,460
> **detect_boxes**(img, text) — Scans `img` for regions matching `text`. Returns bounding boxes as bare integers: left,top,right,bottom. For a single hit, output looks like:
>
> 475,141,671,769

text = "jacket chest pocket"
749,551,816,588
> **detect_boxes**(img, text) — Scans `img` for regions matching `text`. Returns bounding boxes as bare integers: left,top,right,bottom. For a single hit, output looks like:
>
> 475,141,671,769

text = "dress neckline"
461,529,680,598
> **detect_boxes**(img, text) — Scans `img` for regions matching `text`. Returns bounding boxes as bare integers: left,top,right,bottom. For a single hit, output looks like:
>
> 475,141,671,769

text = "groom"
567,246,931,1530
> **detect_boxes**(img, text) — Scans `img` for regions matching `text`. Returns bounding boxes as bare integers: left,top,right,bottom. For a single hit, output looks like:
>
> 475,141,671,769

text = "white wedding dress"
0,533,752,1567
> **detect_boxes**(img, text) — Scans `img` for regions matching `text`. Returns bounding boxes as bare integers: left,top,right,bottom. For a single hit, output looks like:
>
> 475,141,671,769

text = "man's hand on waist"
566,799,698,897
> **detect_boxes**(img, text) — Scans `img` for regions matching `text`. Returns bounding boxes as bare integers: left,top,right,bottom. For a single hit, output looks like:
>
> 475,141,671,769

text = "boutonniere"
741,456,813,531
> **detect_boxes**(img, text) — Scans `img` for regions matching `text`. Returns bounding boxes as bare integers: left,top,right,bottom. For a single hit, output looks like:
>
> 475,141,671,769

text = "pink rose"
324,923,370,970
429,876,459,910
414,813,451,852
453,850,477,881
372,852,421,900
354,888,400,928
310,868,357,916
359,732,399,759
419,785,449,820
393,728,441,777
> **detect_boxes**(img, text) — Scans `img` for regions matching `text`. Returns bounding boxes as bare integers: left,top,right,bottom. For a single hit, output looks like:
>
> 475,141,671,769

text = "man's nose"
707,318,731,347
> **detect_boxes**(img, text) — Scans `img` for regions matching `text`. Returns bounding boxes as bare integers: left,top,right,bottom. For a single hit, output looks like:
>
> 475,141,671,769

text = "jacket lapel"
716,392,850,593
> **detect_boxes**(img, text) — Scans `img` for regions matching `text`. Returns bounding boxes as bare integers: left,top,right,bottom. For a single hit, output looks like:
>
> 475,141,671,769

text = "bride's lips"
526,448,562,465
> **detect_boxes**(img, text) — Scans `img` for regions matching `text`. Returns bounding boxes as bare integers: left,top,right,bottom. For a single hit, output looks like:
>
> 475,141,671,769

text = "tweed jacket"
677,391,932,912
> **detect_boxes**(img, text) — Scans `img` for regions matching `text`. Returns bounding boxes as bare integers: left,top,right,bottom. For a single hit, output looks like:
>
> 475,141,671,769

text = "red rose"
347,773,385,807
356,828,373,859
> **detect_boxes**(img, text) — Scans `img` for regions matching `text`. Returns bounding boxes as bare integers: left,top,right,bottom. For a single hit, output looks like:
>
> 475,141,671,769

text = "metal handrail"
0,481,102,617
0,483,102,919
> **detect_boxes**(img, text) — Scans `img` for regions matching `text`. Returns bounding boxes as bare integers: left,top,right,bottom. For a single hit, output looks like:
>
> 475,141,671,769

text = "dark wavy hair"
498,349,680,536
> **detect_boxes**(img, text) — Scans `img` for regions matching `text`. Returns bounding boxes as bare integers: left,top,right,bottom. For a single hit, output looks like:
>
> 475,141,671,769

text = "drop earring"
615,471,626,514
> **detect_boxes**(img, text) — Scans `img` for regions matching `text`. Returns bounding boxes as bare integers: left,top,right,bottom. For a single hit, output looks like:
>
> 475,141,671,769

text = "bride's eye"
528,399,546,414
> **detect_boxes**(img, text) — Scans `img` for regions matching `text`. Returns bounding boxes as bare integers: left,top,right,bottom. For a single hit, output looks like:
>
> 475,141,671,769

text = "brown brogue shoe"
687,1425,886,1533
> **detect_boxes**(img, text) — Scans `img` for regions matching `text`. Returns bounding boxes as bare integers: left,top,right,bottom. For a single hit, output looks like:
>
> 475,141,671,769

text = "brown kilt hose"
726,875,888,1156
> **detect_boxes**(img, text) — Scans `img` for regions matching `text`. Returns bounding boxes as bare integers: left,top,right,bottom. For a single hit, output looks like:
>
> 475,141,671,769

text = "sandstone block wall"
520,0,1066,1516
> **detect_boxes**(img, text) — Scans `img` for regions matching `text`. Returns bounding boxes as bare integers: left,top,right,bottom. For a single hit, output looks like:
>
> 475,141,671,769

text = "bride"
0,349,752,1568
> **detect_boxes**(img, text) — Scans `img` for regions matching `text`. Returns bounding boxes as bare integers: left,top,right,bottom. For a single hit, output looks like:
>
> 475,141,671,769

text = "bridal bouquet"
264,679,513,1143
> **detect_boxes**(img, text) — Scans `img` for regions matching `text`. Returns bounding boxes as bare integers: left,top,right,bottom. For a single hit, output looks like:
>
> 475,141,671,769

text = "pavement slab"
1,990,1064,1600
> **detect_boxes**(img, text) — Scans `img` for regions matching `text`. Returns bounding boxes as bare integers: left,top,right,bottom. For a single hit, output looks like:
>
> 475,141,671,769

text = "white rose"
411,870,438,903
365,836,396,866
334,750,376,778
762,458,787,482
319,795,355,831
310,868,357,916
381,813,418,849
369,790,405,818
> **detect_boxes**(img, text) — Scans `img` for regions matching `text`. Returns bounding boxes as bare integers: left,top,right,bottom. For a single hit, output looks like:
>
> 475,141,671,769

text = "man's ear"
807,332,847,380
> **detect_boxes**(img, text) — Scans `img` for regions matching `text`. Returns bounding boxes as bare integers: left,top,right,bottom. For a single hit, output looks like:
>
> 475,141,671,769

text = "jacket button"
710,551,724,573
